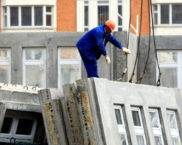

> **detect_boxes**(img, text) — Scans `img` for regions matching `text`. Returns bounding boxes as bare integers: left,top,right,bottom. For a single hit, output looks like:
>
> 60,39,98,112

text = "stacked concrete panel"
39,89,68,145
63,78,182,145
0,84,41,112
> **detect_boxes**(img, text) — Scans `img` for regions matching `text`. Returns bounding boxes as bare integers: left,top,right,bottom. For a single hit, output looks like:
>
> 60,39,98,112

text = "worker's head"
105,20,116,33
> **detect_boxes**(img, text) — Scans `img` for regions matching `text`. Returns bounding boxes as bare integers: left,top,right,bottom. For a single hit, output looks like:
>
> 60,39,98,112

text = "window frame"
23,48,46,88
153,3,182,26
114,105,129,145
97,0,109,25
149,108,165,145
84,0,89,31
166,110,181,145
0,115,37,143
118,0,123,31
58,47,81,88
157,50,182,88
131,107,147,145
3,5,54,29
0,48,11,83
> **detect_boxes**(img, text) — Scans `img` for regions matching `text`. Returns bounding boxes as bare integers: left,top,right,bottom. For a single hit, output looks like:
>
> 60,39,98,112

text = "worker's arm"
107,34,123,49
93,30,107,56
107,34,131,54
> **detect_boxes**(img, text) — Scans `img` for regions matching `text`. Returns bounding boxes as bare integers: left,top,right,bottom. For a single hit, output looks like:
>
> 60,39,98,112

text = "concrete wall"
0,32,180,88
0,33,82,87
0,32,128,88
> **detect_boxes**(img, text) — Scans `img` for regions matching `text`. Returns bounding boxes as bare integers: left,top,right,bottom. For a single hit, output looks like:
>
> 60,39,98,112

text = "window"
153,3,182,25
114,105,129,145
23,48,46,87
0,111,37,143
149,109,164,145
172,4,182,24
157,51,182,88
166,110,181,145
10,7,19,26
16,119,34,135
22,7,32,26
3,6,53,28
0,49,11,83
118,0,123,31
97,0,109,25
84,1,89,31
58,47,81,88
161,4,169,24
153,4,158,25
35,7,43,26
1,117,13,134
46,6,53,26
131,107,146,145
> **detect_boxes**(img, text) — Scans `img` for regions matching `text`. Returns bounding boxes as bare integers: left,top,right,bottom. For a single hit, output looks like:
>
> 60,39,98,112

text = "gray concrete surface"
39,88,68,145
0,103,6,131
63,78,182,145
0,85,41,112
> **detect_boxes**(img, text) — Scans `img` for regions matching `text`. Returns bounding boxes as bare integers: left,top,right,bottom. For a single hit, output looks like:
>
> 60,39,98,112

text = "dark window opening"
115,109,123,124
132,110,141,126
172,4,182,24
1,117,13,133
161,4,169,24
21,7,32,26
35,7,43,26
10,7,18,26
98,5,109,25
16,119,34,135
46,15,52,26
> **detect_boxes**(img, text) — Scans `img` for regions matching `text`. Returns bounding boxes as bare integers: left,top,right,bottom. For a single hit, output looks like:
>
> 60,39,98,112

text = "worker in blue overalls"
76,20,131,78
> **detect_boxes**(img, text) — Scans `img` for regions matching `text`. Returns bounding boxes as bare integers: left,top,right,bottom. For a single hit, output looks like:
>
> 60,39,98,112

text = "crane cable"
136,0,151,83
129,0,143,83
149,0,161,86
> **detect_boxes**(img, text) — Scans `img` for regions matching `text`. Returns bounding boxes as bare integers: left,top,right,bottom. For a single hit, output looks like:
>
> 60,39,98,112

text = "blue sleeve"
107,34,123,49
93,29,107,56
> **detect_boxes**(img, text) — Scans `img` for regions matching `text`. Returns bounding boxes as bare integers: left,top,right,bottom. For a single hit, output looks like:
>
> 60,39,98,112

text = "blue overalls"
76,25,123,77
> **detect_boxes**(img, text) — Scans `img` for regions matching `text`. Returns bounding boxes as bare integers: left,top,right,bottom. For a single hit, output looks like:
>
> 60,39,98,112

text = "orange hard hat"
105,20,116,31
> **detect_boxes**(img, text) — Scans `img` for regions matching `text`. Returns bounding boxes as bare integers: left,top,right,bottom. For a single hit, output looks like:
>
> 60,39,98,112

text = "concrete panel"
63,78,182,145
62,84,84,145
91,78,182,145
0,103,6,131
39,89,68,145
0,84,41,112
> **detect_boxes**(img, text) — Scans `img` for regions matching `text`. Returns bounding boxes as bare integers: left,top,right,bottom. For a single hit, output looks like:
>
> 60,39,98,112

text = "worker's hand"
105,55,111,64
123,47,131,54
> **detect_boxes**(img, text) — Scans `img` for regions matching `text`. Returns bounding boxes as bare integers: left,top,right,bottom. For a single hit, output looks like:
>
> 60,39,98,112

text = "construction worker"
76,20,131,78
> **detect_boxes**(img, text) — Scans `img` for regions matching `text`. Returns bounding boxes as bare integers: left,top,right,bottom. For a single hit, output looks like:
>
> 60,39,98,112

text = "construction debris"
1,78,182,145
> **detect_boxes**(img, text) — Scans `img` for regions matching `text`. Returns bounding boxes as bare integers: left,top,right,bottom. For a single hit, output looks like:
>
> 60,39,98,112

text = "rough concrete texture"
63,78,182,145
39,89,68,145
0,84,41,112
62,84,84,145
